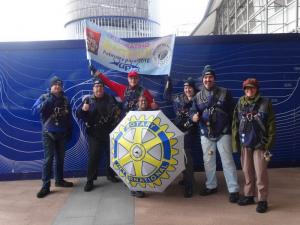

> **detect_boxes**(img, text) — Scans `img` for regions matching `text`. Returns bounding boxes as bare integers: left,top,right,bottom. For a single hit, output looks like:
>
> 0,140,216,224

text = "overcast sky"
0,0,209,42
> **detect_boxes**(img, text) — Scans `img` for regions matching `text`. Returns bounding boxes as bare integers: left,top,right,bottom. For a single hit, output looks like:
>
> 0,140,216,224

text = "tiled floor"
0,179,73,225
53,178,134,225
136,168,300,225
1,168,300,225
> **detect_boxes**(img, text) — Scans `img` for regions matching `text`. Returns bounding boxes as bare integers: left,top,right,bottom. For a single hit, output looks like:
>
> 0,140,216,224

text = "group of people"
32,64,275,214
32,66,158,199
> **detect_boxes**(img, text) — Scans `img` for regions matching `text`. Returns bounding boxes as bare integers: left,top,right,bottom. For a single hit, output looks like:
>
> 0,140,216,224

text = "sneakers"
256,201,268,213
107,176,120,183
238,196,255,206
130,191,145,198
37,187,50,198
229,192,240,203
84,181,94,192
55,180,74,188
199,188,217,196
184,185,193,198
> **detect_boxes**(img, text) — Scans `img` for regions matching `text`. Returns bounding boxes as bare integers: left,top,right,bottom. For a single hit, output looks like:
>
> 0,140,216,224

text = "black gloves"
89,64,97,75
84,97,90,104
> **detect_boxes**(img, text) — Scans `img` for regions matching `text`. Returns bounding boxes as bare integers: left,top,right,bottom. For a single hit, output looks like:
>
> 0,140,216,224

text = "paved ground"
53,178,134,225
0,168,300,225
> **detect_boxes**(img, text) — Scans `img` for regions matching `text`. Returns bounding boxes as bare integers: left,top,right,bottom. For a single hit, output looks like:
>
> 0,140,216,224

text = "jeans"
42,132,66,189
87,136,115,182
201,134,239,193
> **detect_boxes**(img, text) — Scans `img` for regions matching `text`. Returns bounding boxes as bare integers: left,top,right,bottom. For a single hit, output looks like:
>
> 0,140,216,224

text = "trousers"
201,134,239,193
240,148,268,201
183,131,195,186
42,132,66,189
87,136,115,181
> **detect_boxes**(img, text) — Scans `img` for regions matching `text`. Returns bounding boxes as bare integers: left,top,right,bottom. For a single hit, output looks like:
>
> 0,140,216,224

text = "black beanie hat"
50,76,63,87
93,78,104,86
183,77,196,90
202,65,216,79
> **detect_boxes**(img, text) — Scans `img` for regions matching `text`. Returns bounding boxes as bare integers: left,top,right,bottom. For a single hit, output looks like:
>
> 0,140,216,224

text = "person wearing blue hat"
76,78,121,192
32,76,73,198
191,65,240,203
164,76,198,198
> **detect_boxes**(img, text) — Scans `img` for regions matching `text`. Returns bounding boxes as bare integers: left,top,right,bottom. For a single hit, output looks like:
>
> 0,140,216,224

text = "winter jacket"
232,94,276,152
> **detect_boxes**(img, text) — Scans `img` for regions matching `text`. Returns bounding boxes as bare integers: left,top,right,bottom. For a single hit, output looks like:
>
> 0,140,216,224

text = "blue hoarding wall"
0,34,299,180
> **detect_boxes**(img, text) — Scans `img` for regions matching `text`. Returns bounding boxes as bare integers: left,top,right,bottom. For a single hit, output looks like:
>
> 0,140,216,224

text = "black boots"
178,179,185,186
37,187,50,198
84,181,94,192
199,188,217,196
238,196,255,206
55,180,74,188
37,179,73,198
256,201,268,213
229,192,240,203
238,196,268,213
184,185,193,198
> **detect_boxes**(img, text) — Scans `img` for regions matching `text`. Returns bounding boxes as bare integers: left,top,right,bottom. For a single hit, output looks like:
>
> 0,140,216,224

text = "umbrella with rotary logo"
110,110,185,192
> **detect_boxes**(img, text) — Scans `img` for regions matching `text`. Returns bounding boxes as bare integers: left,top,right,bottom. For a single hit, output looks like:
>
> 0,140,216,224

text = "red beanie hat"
243,78,259,89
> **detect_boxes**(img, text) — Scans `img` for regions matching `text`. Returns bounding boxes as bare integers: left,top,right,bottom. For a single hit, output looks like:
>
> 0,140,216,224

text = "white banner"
84,20,175,75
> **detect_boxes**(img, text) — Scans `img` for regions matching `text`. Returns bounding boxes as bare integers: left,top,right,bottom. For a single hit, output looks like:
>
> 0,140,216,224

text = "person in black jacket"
76,79,121,192
32,76,73,198
164,77,198,198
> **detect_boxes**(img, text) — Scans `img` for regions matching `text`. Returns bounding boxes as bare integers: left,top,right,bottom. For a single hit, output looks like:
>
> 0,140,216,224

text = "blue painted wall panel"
0,34,299,180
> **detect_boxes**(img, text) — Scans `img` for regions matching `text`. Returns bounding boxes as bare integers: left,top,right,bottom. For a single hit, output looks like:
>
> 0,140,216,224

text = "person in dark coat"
32,76,73,198
191,65,240,203
76,79,121,192
164,76,198,198
232,78,276,213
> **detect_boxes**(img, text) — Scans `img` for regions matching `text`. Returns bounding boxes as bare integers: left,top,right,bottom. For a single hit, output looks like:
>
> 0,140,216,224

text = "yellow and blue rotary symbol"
112,115,179,189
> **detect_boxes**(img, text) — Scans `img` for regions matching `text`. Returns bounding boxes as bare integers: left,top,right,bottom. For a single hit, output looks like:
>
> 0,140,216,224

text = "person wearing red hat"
89,65,158,114
232,78,276,213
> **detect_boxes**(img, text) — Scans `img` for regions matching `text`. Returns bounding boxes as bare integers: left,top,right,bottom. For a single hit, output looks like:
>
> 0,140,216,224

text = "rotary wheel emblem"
111,115,179,188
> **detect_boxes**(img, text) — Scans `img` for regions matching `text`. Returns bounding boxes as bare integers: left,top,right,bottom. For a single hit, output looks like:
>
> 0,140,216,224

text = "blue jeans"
42,132,66,189
201,134,239,193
